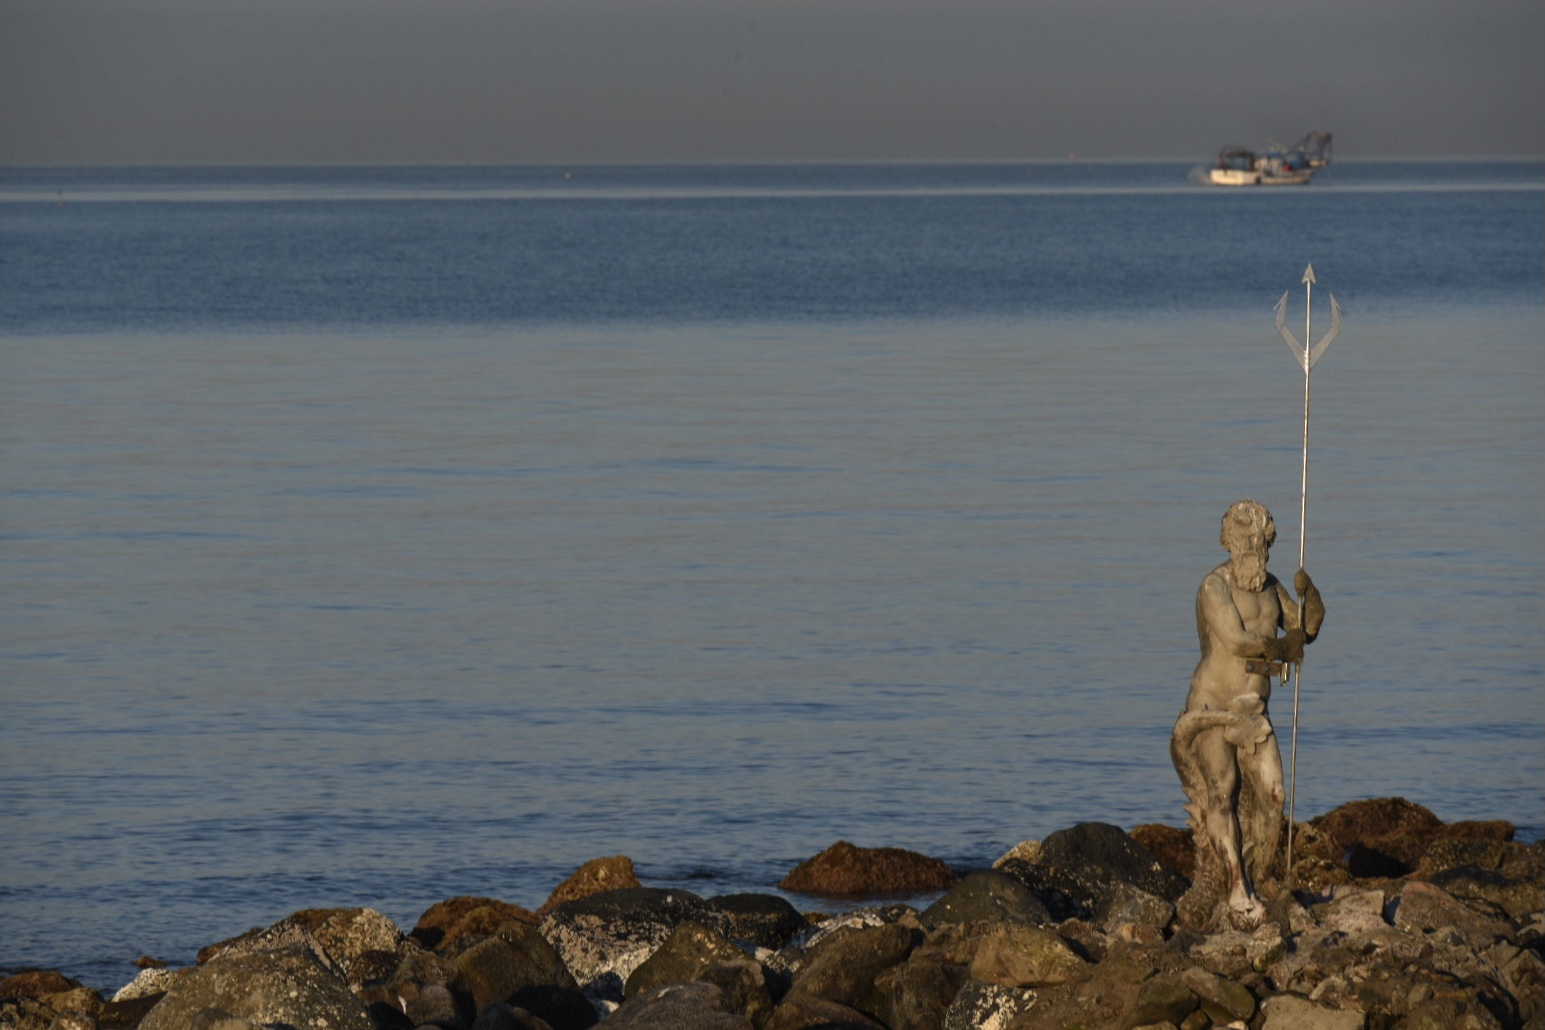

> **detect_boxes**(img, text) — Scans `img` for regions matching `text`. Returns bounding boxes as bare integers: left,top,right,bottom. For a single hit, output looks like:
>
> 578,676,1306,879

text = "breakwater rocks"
4,799,1542,1030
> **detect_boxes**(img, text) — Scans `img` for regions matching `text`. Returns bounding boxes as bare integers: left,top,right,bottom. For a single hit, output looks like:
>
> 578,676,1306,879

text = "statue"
1171,499,1324,930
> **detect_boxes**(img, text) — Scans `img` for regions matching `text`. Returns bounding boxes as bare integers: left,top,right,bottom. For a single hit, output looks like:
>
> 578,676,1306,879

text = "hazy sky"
3,0,1542,164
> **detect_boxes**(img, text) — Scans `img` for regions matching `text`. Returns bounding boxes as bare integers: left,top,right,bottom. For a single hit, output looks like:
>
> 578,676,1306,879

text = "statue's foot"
1225,893,1268,931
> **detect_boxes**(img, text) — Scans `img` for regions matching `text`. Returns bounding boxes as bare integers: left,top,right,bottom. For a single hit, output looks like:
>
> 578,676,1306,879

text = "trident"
1273,263,1341,879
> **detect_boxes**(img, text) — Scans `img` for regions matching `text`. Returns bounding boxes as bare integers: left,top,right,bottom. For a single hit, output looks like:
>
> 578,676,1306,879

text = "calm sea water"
2,161,1542,991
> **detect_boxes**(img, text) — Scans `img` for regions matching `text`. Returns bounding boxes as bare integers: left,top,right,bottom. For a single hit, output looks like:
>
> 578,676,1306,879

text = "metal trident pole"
1274,264,1341,878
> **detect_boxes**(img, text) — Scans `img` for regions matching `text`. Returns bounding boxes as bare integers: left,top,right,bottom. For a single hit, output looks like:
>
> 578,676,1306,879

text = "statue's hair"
1220,498,1276,552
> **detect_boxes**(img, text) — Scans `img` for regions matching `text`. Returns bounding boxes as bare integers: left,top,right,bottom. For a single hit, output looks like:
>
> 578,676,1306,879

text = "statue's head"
1220,499,1275,591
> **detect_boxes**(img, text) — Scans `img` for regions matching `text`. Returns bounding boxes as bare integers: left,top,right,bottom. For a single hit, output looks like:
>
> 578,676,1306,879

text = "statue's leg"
1191,727,1261,917
1238,729,1285,890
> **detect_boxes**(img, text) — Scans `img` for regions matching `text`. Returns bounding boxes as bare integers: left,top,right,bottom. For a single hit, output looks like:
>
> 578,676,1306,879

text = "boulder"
356,947,473,1030
138,941,373,1030
707,893,810,951
992,840,1044,868
1128,824,1195,882
195,913,340,970
311,907,410,990
451,924,587,1022
603,980,753,1029
1000,823,1186,920
1095,883,1175,934
111,966,182,1002
779,841,956,896
1389,881,1512,942
470,1002,557,1030
538,888,724,1006
1311,797,1446,877
0,997,95,1030
1428,864,1545,921
941,979,1036,1030
1179,966,1256,1023
966,922,1089,987
538,857,642,916
623,921,772,1025
763,990,887,1030
921,870,1051,928
1258,992,1366,1029
412,896,539,951
1125,977,1199,1028
790,922,921,1020
873,935,969,1030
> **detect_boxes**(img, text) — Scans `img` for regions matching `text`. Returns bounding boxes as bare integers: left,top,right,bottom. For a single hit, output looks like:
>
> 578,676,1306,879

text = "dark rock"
1129,823,1195,882
448,924,591,1030
920,870,1051,928
779,841,956,896
762,991,887,1030
603,981,753,1030
310,908,410,990
1095,883,1176,934
1428,865,1545,921
194,914,339,970
791,922,921,1020
941,979,1036,1029
1436,820,1515,843
471,1001,556,1030
356,949,472,1030
1126,977,1198,1028
873,936,968,1030
622,921,744,995
412,897,539,952
1000,822,1186,920
138,941,373,1030
538,857,642,917
708,893,810,951
100,992,167,1030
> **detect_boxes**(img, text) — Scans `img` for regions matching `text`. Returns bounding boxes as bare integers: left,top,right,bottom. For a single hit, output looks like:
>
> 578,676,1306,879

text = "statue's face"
1222,501,1274,592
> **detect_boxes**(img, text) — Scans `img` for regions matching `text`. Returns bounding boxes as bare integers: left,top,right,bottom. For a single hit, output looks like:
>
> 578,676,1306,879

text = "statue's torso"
1188,564,1283,711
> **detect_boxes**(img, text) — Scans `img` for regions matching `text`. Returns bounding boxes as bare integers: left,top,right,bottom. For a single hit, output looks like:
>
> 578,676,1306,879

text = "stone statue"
1171,499,1324,930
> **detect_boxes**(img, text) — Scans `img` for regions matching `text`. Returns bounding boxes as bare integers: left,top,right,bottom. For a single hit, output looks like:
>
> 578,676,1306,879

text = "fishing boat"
1207,132,1332,186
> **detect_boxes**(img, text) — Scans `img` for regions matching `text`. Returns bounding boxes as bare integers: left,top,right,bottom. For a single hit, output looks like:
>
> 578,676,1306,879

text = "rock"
873,933,969,1030
311,907,409,990
195,914,340,971
1,971,81,999
538,888,724,1007
1126,978,1199,1028
921,870,1051,928
470,1002,557,1030
1095,883,1176,934
538,857,643,917
993,840,1044,868
623,921,772,1025
941,978,1036,1029
1179,966,1256,1023
1389,881,1512,942
1428,864,1545,920
603,980,753,1029
1129,824,1195,883
1,997,94,1030
1258,993,1366,1029
355,948,473,1030
1000,823,1187,920
779,841,956,896
138,941,374,1030
1317,888,1390,937
1311,797,1446,877
791,922,921,1020
762,990,887,1030
967,922,1089,987
111,966,183,1003
412,896,539,951
707,893,810,951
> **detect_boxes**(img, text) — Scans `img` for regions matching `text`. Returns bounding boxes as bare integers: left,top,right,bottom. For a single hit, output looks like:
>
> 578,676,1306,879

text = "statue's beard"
1230,550,1269,592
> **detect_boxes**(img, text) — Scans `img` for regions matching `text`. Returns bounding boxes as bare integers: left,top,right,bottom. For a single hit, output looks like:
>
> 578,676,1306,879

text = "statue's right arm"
1199,573,1273,657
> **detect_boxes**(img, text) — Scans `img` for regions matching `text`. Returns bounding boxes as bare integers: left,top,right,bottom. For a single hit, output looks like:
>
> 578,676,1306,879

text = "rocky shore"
4,798,1541,1030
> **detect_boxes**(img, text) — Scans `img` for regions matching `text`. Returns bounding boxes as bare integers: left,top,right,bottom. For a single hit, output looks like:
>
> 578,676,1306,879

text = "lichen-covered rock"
921,871,1051,929
1000,823,1186,922
762,990,887,1030
138,941,374,1030
1259,992,1367,1029
779,841,956,896
622,921,772,1025
1128,824,1195,883
111,966,183,1002
538,888,724,1008
1095,883,1175,934
1312,797,1446,878
1389,881,1512,941
941,978,1036,1030
538,857,643,917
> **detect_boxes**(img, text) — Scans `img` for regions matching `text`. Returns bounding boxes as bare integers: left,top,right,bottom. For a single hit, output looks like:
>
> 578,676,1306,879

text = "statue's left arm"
1278,569,1325,642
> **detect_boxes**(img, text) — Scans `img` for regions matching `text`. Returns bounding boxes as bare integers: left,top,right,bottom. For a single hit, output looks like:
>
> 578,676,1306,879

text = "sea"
2,159,1542,992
